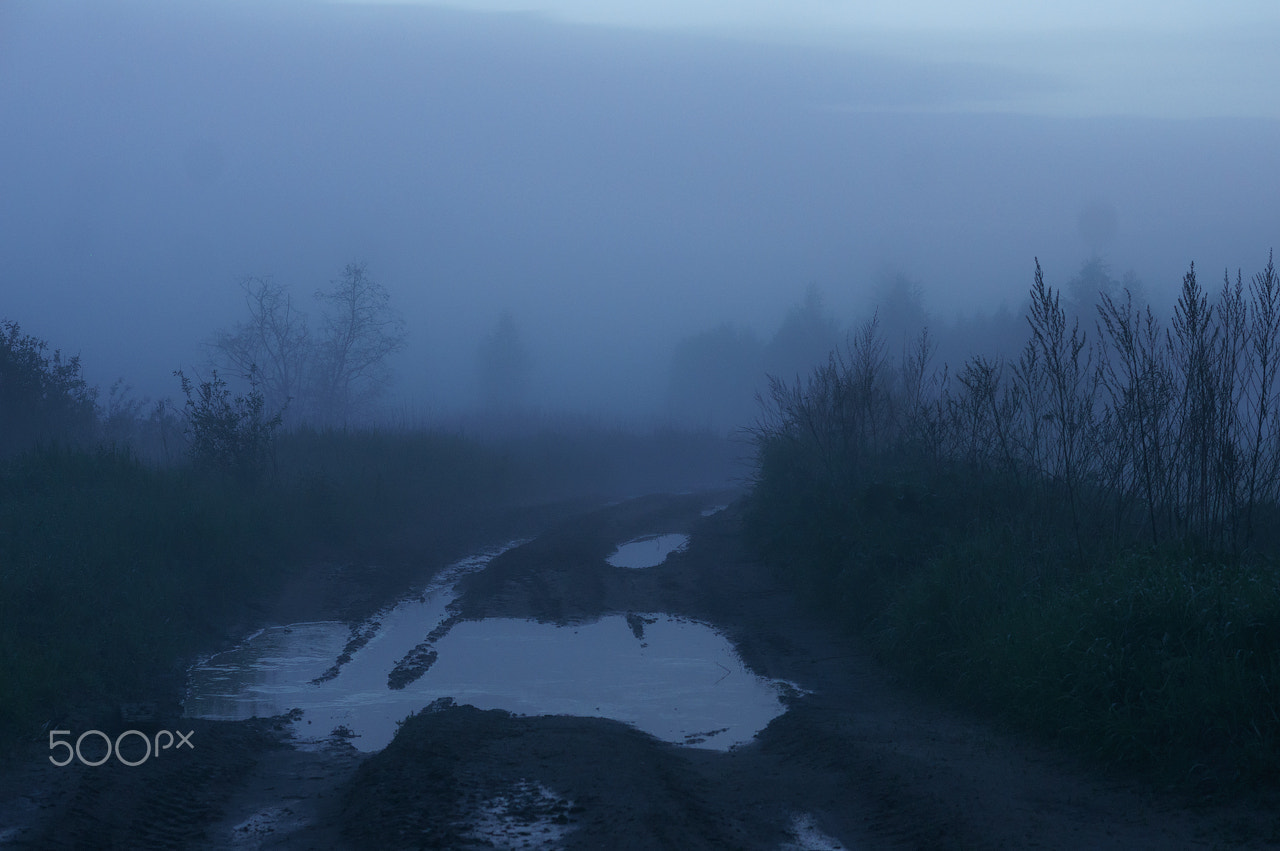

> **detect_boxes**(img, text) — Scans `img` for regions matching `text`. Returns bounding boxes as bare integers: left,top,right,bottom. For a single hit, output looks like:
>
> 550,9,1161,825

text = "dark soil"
3,492,1279,849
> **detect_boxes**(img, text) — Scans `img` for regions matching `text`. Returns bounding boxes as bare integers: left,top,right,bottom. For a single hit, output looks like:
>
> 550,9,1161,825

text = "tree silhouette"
476,310,532,413
312,263,407,425
0,321,97,457
208,263,406,427
764,285,841,382
667,323,763,431
210,276,310,424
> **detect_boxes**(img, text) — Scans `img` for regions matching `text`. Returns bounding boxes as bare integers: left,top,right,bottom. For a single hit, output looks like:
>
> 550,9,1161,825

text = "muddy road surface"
3,493,1278,849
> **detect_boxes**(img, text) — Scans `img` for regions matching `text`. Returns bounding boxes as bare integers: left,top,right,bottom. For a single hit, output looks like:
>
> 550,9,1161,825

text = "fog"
3,0,1278,427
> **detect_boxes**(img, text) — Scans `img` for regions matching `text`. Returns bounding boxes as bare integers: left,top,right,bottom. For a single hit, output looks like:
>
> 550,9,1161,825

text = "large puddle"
185,541,798,752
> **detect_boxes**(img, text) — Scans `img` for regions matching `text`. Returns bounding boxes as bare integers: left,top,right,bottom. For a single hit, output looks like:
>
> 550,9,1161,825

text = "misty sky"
339,0,1280,118
2,1,1278,420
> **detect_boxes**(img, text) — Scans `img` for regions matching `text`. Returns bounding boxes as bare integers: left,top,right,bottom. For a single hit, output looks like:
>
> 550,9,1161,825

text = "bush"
175,369,283,482
747,251,1280,790
0,320,97,457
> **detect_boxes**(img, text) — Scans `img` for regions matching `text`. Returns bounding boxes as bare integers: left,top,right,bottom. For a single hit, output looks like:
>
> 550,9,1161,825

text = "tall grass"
748,251,1280,789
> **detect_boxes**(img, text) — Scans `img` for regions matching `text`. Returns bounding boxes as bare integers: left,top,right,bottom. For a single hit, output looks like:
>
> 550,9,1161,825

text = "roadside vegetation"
0,313,737,753
747,252,1280,792
0,428,510,748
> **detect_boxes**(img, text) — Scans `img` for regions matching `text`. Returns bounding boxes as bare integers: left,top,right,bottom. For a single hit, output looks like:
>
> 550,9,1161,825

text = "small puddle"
185,542,799,753
782,814,849,851
606,533,689,568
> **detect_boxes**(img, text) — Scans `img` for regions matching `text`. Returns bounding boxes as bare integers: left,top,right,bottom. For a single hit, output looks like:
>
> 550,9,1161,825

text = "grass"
0,447,283,743
746,252,1280,793
747,456,1280,791
874,538,1280,787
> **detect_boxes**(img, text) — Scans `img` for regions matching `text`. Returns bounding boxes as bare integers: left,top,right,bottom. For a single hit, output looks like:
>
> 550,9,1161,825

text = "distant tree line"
1,261,408,481
665,260,1150,436
666,284,845,433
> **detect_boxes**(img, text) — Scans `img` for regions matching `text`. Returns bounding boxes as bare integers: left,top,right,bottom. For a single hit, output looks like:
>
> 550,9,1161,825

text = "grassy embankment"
747,256,1280,792
0,423,739,753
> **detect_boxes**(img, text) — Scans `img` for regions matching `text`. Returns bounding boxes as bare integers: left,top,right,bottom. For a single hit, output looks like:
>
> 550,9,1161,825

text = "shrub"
0,320,97,457
748,251,1280,789
174,368,283,482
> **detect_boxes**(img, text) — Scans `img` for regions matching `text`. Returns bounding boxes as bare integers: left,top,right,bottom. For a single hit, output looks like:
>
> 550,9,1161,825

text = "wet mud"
4,491,1279,849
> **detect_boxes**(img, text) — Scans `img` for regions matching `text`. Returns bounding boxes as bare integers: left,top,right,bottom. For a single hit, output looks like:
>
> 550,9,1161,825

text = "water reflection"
606,533,689,568
185,542,797,752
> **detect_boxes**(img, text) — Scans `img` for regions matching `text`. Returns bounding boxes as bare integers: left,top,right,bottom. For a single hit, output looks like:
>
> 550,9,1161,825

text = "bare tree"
209,263,407,427
311,262,407,425
210,276,310,424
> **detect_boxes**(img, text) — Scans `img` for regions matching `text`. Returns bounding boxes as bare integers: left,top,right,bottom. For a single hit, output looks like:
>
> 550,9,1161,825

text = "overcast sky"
337,0,1280,34
2,1,1278,421
334,0,1280,119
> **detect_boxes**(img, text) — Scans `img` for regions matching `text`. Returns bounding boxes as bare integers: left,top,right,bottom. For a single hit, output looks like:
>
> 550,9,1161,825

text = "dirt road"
4,493,1277,849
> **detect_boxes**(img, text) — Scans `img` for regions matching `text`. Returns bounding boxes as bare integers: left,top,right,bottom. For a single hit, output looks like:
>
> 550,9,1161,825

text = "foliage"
0,320,97,457
174,368,283,482
98,379,184,464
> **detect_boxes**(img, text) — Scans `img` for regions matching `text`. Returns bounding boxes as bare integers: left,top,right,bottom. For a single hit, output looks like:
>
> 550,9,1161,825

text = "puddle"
606,533,689,568
782,814,849,850
186,543,799,753
701,504,728,517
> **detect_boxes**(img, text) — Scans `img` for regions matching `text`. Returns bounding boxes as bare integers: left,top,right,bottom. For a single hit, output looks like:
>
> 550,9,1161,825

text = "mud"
3,491,1279,849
